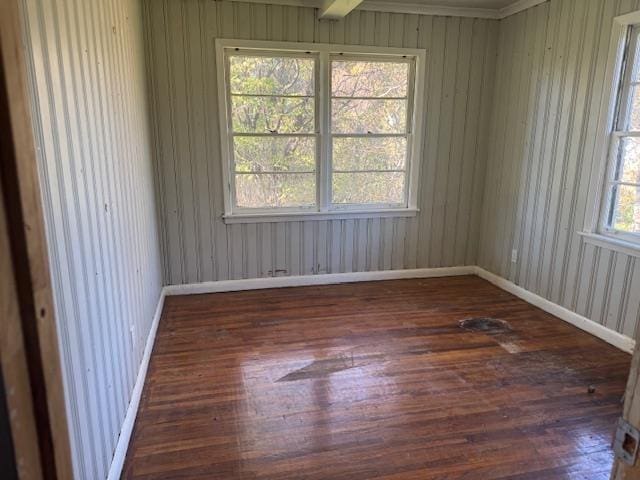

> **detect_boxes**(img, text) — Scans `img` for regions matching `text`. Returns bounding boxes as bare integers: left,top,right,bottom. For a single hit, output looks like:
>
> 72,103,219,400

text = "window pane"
235,173,316,208
620,85,640,131
332,172,405,204
617,137,640,184
229,56,314,96
333,137,407,171
231,96,315,133
234,136,316,172
332,60,409,97
610,184,640,234
332,99,407,134
631,27,640,82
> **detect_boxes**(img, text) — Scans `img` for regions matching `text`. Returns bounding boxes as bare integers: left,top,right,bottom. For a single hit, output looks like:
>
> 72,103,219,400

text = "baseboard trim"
107,288,166,480
164,266,476,296
164,266,636,353
474,267,635,354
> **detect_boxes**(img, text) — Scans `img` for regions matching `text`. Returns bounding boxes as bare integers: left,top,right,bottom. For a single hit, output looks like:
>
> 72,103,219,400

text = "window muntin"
219,42,423,218
603,25,640,238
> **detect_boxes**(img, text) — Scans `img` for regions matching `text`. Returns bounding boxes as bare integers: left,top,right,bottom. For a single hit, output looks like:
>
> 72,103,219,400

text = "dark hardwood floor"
122,276,631,479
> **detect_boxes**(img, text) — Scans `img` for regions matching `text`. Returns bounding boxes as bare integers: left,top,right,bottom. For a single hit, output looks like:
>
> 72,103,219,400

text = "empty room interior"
6,0,640,478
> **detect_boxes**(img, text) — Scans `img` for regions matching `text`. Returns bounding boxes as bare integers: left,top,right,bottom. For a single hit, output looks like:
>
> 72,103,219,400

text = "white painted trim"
356,1,499,19
164,266,475,296
223,208,419,224
215,0,548,20
319,0,364,19
222,0,325,8
363,0,547,19
497,0,547,19
616,10,640,26
579,231,640,258
107,289,166,480
474,267,636,354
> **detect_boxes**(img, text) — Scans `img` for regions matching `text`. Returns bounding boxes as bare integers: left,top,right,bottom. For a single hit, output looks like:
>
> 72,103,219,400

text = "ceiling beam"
497,0,546,19
318,0,364,19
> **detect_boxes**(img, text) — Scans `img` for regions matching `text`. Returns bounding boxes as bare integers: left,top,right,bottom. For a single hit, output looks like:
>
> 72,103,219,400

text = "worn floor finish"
122,276,631,479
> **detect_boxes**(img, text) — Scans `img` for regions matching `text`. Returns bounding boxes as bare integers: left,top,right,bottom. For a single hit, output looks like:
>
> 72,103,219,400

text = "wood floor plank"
122,276,630,479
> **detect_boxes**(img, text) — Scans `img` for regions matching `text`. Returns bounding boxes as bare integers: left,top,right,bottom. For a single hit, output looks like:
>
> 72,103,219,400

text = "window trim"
215,39,427,223
583,10,640,254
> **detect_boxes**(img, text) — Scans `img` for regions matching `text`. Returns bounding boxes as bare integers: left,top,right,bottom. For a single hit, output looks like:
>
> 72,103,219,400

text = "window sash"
225,51,320,211
219,43,421,216
616,27,640,132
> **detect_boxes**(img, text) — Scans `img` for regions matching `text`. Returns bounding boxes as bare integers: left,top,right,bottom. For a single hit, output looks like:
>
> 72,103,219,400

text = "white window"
584,12,640,255
216,40,425,223
603,25,640,240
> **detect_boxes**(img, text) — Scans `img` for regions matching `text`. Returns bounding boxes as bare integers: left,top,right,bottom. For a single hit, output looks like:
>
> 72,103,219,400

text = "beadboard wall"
20,0,163,478
143,0,499,285
479,0,640,339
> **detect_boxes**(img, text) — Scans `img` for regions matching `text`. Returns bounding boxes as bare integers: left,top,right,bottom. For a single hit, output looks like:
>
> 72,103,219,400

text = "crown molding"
356,1,499,19
224,0,324,8
220,0,548,20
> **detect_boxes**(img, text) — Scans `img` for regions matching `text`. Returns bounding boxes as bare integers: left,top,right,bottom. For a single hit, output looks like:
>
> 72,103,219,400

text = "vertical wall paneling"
20,0,163,477
479,0,640,340
143,0,500,286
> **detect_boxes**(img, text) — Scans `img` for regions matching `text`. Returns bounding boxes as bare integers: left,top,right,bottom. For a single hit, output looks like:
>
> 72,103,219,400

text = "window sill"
223,208,419,224
578,231,640,258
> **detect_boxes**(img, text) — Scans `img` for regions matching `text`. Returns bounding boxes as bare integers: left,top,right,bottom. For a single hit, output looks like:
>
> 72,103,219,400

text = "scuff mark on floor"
498,341,523,354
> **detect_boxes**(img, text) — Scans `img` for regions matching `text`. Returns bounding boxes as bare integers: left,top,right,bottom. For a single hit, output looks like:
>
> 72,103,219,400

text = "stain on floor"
459,317,512,334
277,353,385,382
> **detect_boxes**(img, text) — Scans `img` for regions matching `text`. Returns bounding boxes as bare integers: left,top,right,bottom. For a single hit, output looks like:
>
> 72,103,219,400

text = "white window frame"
582,11,640,257
215,39,426,224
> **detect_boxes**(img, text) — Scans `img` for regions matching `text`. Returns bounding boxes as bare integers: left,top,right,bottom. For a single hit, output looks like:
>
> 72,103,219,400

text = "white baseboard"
107,288,166,480
164,266,476,296
474,267,635,354
164,265,635,353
